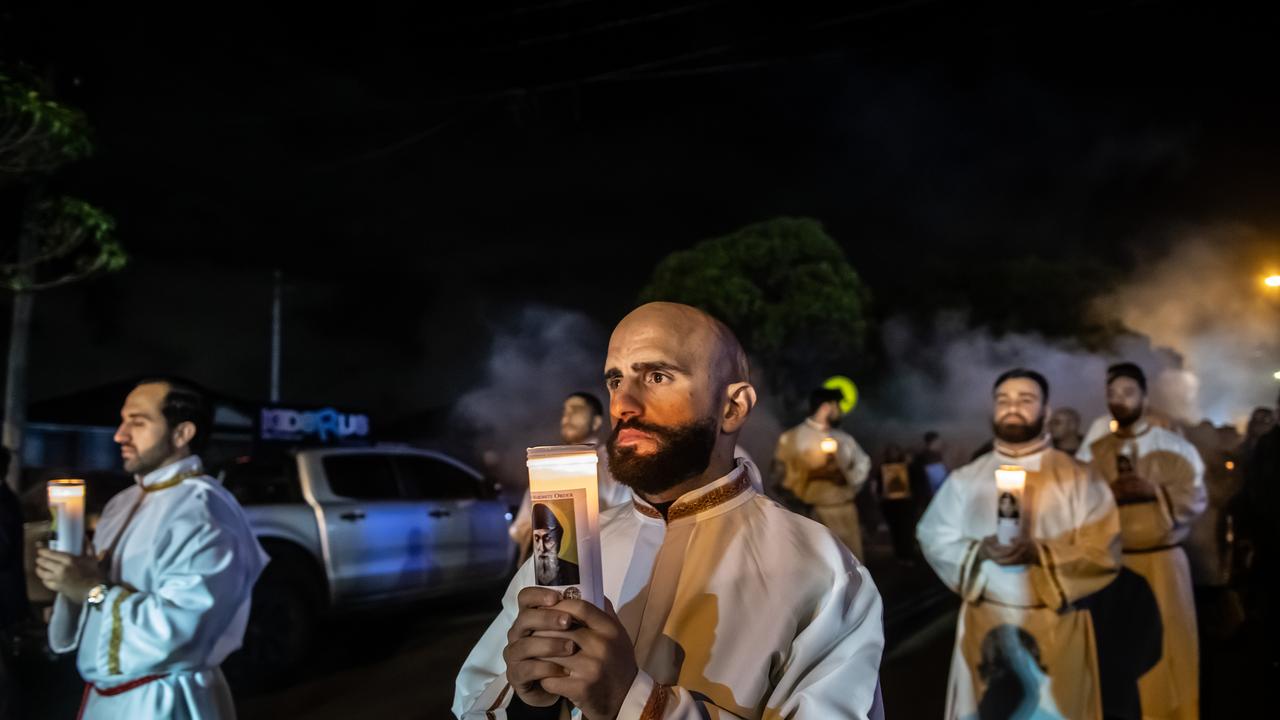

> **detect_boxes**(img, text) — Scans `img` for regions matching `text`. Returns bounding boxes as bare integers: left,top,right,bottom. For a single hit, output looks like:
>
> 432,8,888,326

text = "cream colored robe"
917,440,1121,720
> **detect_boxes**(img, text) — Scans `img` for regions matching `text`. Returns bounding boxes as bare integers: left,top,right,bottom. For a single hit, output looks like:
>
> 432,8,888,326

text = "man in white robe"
917,368,1121,720
773,387,872,560
35,378,267,719
455,302,885,719
1084,363,1207,720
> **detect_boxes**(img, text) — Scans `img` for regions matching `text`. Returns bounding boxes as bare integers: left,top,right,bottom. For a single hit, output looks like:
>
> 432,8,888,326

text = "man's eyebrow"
632,361,688,375
604,368,622,381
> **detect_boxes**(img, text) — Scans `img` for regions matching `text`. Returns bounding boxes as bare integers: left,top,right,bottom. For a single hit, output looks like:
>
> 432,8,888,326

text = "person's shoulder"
833,427,860,443
749,495,858,566
1086,429,1115,455
1149,426,1201,456
600,500,644,539
162,476,254,530
945,454,993,485
1041,448,1098,485
1261,426,1280,450
600,499,634,525
102,483,141,517
1043,447,1087,471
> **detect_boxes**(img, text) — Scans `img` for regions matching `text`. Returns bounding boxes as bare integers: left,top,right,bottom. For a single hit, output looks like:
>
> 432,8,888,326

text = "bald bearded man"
454,303,885,719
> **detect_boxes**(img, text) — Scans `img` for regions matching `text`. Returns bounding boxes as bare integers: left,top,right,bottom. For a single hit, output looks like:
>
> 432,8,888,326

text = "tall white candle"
526,445,604,608
47,479,86,555
994,465,1026,545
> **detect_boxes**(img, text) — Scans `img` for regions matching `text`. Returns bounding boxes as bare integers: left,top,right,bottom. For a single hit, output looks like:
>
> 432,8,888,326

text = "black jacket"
0,482,29,630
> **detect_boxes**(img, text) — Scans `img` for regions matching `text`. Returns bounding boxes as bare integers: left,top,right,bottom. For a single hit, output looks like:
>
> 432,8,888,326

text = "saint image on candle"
532,500,580,587
997,491,1019,520
994,465,1026,545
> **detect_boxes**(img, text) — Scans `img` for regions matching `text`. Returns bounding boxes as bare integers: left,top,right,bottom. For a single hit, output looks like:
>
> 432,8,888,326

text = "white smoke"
1092,227,1280,426
852,313,1179,465
450,306,607,496
854,226,1280,462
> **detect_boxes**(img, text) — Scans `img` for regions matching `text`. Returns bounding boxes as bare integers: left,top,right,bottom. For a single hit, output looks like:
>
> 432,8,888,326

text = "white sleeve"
453,560,536,718
842,438,872,494
48,594,86,654
917,473,985,601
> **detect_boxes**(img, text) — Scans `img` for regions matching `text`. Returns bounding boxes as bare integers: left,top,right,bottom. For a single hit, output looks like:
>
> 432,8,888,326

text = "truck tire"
227,542,322,689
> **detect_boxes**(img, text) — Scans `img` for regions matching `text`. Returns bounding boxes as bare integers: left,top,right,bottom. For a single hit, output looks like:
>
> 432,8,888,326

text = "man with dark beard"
455,302,886,720
1084,363,1206,720
35,378,266,719
917,369,1120,720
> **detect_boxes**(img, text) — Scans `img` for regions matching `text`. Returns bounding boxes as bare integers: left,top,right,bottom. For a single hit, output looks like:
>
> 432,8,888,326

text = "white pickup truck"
218,444,515,679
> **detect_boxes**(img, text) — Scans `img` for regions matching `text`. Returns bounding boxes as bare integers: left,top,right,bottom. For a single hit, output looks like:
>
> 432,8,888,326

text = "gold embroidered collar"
141,469,202,493
632,468,753,523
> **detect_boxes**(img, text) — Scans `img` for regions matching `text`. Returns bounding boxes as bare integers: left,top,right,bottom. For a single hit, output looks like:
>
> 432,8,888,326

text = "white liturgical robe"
454,459,886,719
917,438,1121,720
1086,422,1207,720
49,456,268,719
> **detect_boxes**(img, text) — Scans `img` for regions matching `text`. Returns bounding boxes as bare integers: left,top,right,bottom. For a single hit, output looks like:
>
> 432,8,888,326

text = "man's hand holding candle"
505,586,638,718
977,535,1041,567
34,545,108,604
538,595,637,720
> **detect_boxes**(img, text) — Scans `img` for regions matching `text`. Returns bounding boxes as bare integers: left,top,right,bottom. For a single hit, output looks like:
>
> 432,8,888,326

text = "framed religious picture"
882,462,911,500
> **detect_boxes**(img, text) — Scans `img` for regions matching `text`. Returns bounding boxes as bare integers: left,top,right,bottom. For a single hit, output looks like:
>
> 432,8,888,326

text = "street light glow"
1266,274,1280,287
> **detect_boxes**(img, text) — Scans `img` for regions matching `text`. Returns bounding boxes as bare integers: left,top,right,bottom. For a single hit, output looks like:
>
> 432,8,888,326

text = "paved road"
17,528,1268,718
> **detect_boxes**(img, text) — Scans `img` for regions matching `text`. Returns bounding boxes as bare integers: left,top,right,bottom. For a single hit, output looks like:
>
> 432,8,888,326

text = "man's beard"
123,438,175,476
1108,403,1143,428
992,412,1046,444
535,552,559,583
607,417,718,497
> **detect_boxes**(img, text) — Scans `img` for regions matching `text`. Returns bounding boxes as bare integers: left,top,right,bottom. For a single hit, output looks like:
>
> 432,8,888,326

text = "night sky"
3,1,1278,426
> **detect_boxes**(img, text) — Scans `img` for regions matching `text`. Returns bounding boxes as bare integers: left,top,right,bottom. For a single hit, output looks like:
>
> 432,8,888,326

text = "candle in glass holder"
994,465,1026,545
526,445,604,608
47,479,86,555
820,437,839,455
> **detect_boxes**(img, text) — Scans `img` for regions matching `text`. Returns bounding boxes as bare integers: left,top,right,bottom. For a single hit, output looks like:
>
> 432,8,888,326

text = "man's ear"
722,382,757,433
591,415,603,433
172,420,197,450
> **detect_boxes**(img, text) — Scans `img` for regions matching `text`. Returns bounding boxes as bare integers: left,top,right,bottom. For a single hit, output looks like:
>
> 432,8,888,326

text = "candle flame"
820,437,839,454
47,478,85,499
1225,461,1235,471
995,465,1026,490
